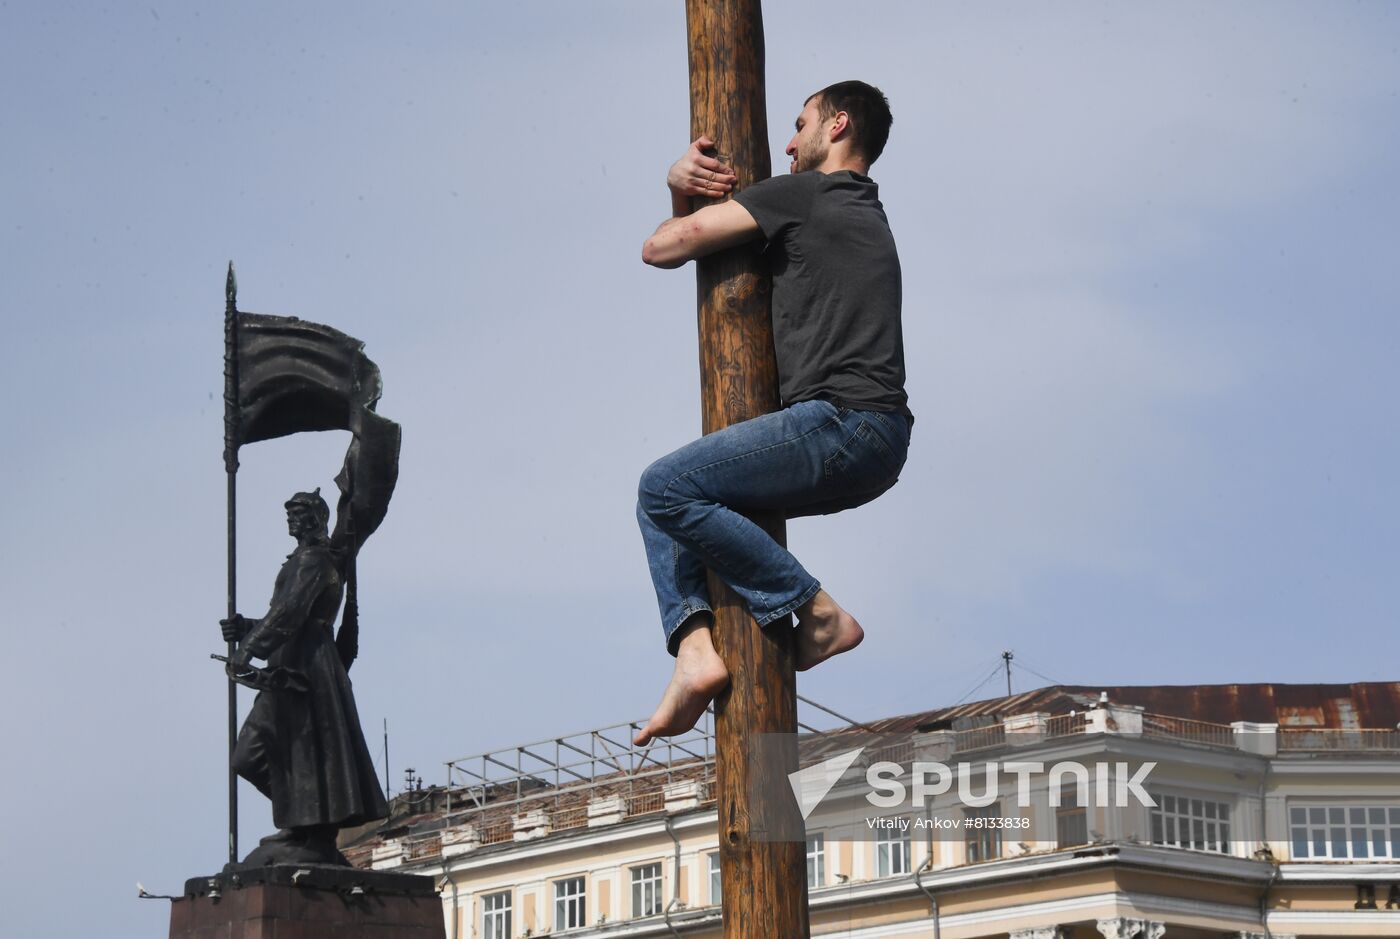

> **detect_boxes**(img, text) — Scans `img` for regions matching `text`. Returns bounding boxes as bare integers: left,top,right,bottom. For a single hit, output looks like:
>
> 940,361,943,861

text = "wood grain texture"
685,2,810,937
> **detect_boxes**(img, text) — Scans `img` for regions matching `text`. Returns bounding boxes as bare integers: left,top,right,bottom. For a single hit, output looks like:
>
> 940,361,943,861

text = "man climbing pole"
635,80,912,746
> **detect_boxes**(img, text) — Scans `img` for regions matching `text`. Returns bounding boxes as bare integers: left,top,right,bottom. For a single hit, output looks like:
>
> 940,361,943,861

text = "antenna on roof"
1002,650,1014,697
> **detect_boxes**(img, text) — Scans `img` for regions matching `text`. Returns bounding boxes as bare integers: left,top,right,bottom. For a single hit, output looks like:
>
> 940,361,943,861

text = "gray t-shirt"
734,170,909,418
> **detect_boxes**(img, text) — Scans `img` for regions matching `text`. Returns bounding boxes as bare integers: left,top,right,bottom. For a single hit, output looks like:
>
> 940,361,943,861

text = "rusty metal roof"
864,682,1400,732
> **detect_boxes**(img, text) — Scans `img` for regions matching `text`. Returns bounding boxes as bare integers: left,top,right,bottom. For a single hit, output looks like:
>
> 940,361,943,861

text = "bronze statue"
213,267,400,867
220,488,387,866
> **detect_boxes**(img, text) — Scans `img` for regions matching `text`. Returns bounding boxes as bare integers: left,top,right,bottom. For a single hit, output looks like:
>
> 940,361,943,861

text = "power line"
1013,657,1066,688
953,659,1008,705
951,657,1003,703
796,693,881,734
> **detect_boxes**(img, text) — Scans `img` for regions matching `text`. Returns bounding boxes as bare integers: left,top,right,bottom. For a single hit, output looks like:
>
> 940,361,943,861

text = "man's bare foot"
795,590,864,671
634,619,730,746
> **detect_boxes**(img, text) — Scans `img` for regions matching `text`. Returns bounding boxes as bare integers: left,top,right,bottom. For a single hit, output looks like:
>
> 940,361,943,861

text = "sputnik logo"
787,747,865,821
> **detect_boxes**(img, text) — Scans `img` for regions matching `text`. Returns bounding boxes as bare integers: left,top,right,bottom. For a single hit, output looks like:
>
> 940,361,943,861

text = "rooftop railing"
1142,714,1237,749
445,711,716,804
1278,728,1400,751
425,703,1399,845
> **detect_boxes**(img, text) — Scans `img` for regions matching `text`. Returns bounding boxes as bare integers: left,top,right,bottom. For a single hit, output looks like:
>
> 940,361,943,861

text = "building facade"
348,683,1400,939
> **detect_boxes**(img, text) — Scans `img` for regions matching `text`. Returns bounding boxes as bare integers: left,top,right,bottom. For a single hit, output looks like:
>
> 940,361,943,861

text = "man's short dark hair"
807,80,893,165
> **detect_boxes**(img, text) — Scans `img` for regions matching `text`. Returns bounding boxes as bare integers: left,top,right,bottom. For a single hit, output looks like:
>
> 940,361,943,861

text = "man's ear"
829,111,852,142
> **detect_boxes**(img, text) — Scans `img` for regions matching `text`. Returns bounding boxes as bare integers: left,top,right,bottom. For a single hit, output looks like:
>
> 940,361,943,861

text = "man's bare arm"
642,200,760,269
639,135,756,268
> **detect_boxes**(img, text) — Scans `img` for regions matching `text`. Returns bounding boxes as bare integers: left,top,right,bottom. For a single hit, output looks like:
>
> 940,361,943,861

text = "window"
1055,784,1088,848
964,804,1001,863
554,876,586,931
481,891,511,939
631,862,663,918
875,822,911,876
806,834,825,888
1149,793,1231,854
1290,805,1400,860
708,852,722,905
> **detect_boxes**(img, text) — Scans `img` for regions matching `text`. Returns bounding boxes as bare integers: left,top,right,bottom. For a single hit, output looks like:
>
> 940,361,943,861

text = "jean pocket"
868,409,911,448
823,418,905,490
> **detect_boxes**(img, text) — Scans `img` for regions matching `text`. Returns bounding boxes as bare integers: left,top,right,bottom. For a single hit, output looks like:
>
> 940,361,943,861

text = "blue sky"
1,2,1397,935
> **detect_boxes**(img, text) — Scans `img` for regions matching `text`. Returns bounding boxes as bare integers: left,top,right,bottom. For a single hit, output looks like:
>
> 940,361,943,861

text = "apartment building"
347,682,1400,939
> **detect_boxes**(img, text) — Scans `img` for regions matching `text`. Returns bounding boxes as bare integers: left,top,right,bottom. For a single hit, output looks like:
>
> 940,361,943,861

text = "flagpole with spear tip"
222,260,239,866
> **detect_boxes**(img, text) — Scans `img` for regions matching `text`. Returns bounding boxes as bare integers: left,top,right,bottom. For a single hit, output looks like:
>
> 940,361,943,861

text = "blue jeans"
637,399,911,654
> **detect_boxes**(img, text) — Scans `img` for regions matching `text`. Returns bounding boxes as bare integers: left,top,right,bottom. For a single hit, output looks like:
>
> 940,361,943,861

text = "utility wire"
954,657,1007,702
1013,658,1066,688
796,693,881,734
953,659,1008,705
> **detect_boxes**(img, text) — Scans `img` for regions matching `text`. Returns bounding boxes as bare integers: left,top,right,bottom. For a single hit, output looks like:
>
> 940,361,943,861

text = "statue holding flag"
220,488,387,865
217,263,400,868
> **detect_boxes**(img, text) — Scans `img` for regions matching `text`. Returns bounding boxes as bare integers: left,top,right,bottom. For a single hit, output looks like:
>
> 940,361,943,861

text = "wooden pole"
685,2,809,937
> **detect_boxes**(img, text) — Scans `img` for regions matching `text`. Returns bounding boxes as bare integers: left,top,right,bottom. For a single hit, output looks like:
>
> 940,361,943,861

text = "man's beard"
794,137,827,173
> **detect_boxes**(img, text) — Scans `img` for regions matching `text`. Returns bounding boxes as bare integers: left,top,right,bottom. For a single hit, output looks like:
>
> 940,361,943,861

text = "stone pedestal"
169,866,445,938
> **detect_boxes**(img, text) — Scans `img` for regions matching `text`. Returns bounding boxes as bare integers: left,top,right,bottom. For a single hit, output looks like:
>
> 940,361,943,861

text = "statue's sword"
210,654,310,694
